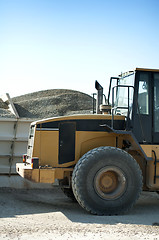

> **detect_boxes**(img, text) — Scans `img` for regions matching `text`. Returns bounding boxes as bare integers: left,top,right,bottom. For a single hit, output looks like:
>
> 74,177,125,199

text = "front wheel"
72,146,143,215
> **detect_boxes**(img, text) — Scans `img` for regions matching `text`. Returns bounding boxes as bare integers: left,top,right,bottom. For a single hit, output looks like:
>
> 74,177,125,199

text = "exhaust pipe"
95,81,103,114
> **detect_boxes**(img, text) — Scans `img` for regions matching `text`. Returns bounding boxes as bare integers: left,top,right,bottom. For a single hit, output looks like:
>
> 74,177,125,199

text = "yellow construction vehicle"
16,68,159,215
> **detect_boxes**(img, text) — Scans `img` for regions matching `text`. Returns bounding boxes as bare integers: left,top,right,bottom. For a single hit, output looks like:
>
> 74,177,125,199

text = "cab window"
138,73,149,115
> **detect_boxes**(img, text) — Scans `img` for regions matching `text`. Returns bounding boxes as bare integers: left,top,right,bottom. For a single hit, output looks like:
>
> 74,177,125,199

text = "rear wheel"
72,146,143,215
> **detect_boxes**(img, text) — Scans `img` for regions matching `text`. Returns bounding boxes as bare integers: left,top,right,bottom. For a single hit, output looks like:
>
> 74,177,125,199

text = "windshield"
113,73,135,116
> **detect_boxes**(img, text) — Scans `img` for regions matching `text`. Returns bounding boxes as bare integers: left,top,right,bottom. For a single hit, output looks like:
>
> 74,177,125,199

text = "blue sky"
0,0,159,97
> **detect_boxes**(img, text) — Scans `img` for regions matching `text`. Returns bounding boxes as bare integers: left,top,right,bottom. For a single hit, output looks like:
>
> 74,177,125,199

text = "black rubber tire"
61,187,76,202
72,146,143,215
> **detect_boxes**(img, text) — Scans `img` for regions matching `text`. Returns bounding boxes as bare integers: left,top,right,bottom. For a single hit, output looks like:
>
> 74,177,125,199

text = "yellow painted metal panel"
40,169,55,183
136,68,159,72
141,145,159,158
33,114,125,125
147,160,159,189
16,163,40,183
141,145,159,189
16,163,73,183
75,131,116,161
33,131,59,167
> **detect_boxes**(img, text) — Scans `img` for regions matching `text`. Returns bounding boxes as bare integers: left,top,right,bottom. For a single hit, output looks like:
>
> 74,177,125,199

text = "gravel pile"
0,98,15,118
3,89,93,119
0,99,8,109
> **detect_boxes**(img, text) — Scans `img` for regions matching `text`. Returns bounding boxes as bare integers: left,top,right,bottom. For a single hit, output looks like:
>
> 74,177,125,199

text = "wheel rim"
94,166,126,200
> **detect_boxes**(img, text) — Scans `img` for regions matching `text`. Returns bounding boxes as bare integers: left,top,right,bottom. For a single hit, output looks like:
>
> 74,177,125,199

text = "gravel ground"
0,188,159,240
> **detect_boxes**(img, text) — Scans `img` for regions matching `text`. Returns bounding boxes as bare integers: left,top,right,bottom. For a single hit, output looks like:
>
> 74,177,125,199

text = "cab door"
132,71,152,143
132,71,159,144
153,72,159,143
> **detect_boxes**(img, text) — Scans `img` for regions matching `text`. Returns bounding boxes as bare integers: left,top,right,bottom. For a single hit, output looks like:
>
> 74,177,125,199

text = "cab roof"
119,68,159,78
135,68,159,72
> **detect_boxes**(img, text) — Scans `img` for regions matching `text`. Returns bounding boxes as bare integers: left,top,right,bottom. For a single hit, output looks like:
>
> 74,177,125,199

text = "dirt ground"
0,188,159,240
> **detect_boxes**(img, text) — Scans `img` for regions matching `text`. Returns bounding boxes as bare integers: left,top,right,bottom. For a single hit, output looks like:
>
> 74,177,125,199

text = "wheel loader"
16,68,159,215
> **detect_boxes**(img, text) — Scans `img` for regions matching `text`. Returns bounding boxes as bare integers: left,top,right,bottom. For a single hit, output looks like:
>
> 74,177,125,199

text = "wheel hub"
99,171,118,193
94,166,126,200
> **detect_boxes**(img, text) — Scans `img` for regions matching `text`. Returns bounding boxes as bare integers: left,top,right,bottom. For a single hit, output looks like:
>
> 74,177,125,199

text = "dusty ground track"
0,188,159,240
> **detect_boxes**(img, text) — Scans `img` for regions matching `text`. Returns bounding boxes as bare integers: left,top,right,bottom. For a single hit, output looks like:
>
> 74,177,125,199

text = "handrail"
152,150,159,184
108,77,119,105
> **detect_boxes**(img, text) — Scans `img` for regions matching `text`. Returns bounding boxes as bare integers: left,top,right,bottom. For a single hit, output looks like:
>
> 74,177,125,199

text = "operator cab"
108,68,159,144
